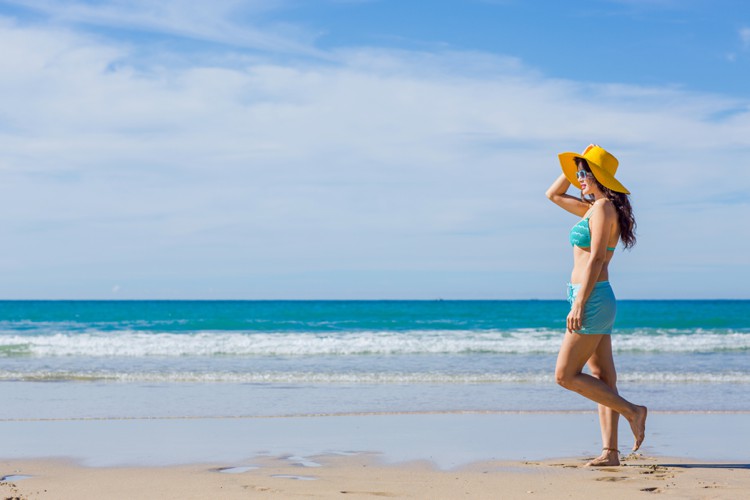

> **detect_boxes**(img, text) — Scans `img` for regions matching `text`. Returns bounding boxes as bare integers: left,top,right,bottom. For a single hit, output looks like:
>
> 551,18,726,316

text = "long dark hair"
576,158,637,249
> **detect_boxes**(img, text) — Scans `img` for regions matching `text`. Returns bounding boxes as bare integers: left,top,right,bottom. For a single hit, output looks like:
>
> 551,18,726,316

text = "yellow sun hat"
558,145,630,194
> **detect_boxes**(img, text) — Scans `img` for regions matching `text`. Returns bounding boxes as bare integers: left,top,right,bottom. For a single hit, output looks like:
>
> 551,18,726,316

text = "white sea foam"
0,370,748,384
0,329,749,357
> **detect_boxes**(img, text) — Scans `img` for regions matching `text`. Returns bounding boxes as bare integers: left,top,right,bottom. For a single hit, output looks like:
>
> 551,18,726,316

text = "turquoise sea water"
1,300,748,418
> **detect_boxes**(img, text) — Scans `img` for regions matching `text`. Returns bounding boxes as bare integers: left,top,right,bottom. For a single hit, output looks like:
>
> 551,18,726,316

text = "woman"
545,144,647,467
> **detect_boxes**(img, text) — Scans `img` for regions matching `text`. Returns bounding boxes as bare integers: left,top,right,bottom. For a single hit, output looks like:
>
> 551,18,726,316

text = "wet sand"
1,412,749,499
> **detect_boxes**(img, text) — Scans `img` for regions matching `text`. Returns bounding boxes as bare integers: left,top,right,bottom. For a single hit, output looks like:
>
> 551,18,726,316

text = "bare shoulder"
591,198,617,220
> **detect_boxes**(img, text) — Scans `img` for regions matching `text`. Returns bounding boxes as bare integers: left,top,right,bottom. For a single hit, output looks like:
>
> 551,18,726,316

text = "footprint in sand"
245,485,281,493
640,486,660,493
595,476,628,482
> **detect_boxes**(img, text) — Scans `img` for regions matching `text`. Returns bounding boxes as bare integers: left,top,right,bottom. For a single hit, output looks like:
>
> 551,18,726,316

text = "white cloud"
0,16,748,298
741,27,750,50
1,0,324,56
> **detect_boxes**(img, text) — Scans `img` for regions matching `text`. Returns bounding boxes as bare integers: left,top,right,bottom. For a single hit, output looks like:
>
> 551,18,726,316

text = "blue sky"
0,0,748,299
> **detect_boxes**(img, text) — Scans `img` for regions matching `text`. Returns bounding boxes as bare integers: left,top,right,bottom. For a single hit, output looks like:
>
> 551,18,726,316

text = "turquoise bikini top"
570,217,616,252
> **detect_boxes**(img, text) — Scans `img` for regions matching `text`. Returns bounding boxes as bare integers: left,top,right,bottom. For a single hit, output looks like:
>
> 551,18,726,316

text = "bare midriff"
570,246,614,284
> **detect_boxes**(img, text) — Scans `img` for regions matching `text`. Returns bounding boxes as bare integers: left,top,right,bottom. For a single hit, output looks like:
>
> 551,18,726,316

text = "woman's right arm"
545,174,589,217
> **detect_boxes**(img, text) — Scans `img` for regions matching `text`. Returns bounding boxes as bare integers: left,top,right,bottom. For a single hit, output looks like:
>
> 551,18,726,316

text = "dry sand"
2,453,748,500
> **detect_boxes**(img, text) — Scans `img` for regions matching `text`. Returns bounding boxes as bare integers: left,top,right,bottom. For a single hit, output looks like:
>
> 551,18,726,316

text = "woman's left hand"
567,302,584,332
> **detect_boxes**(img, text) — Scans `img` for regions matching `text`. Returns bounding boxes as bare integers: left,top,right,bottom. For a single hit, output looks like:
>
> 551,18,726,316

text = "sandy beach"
2,412,749,499
2,453,749,499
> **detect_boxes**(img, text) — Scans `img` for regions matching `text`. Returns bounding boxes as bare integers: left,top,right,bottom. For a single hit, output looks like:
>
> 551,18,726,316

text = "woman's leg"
555,330,647,451
586,335,620,466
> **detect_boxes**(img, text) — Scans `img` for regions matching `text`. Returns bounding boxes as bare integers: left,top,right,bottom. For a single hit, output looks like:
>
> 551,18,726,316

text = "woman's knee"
555,368,574,388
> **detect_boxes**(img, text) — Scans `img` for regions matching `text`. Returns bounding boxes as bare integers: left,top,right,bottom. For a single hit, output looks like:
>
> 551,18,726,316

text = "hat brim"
558,152,630,194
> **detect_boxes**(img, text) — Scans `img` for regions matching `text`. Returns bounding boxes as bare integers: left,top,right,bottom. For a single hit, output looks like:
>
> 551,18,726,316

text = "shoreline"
2,412,748,467
2,412,749,498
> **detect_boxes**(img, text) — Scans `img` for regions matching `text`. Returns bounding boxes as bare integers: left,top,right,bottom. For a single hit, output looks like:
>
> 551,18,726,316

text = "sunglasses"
576,170,593,180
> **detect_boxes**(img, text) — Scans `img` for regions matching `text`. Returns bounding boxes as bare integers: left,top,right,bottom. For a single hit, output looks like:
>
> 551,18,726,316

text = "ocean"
1,300,748,419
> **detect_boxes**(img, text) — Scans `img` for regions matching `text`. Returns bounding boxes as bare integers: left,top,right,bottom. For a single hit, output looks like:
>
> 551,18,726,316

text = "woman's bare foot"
628,405,648,451
585,448,620,467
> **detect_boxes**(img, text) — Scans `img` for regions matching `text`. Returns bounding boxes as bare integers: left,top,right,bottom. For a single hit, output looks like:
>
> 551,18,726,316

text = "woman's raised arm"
545,173,589,217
